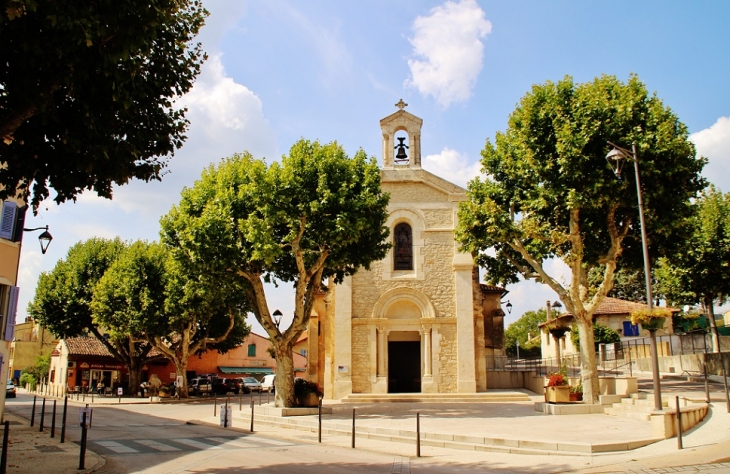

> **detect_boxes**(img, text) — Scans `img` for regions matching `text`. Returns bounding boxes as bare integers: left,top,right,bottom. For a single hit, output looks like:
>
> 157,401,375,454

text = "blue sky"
17,0,730,332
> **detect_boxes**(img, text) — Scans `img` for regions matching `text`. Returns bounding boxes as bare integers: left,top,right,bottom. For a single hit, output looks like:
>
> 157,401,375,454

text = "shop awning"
218,367,274,375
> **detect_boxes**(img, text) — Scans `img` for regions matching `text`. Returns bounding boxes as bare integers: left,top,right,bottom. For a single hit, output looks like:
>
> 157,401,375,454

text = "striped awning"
218,367,274,375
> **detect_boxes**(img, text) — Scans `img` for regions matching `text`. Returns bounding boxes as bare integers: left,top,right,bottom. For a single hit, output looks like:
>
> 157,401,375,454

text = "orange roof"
66,337,115,357
480,284,506,294
538,297,678,327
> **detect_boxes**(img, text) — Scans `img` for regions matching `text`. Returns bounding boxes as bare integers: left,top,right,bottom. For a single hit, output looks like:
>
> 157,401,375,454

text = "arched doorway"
388,331,421,393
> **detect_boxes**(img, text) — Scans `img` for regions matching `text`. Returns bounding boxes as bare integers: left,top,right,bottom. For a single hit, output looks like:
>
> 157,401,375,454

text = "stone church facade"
306,103,506,399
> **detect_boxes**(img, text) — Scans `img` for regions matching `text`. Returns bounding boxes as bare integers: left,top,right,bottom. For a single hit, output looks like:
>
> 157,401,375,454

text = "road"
5,395,416,473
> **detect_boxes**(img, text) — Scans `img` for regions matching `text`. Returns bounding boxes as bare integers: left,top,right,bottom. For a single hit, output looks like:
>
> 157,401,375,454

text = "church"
305,102,508,399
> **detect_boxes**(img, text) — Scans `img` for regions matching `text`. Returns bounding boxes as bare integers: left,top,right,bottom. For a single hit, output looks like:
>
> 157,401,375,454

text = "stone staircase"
340,391,531,403
604,393,669,421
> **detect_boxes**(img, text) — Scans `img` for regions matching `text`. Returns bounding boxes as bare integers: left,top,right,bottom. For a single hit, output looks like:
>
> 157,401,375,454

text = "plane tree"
160,139,391,407
456,74,706,403
28,238,164,394
91,240,250,397
0,0,207,209
655,185,730,352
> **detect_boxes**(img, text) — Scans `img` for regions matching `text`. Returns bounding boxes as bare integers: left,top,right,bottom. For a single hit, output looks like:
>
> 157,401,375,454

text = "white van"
261,374,276,393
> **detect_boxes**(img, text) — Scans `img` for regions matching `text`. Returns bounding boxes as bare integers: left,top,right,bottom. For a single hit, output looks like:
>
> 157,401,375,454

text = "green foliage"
0,0,208,209
571,323,621,348
587,267,660,304
456,74,706,401
656,186,730,310
28,237,126,338
19,353,51,387
19,372,36,388
505,309,546,357
457,74,705,289
672,312,704,333
160,139,390,407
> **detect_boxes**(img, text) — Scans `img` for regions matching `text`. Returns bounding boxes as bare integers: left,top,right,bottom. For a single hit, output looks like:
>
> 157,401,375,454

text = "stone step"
604,407,651,421
341,392,531,403
622,397,669,408
230,411,654,455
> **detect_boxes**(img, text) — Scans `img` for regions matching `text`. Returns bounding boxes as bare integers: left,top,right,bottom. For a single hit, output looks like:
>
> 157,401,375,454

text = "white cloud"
404,0,492,108
422,147,481,187
690,116,730,193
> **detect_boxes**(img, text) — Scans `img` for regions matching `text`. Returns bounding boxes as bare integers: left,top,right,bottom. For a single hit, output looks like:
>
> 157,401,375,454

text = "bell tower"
380,99,423,168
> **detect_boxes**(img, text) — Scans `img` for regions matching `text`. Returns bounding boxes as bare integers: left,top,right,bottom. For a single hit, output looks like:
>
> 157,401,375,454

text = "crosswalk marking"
171,438,223,450
206,437,260,448
95,440,139,453
90,436,296,455
134,439,181,452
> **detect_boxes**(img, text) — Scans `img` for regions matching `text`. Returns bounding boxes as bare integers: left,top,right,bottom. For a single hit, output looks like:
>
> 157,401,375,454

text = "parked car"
6,380,16,398
212,378,242,395
188,377,212,396
239,377,263,393
261,374,276,393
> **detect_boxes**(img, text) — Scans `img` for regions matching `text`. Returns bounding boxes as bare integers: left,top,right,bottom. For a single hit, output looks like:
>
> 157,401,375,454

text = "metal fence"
488,329,717,378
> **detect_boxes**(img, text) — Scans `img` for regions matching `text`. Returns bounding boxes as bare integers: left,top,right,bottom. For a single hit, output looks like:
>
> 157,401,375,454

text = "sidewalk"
6,378,730,473
0,411,105,474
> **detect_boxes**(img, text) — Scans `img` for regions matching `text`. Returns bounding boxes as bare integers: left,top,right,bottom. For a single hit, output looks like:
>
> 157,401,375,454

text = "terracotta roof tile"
66,337,115,357
480,283,506,294
538,297,678,327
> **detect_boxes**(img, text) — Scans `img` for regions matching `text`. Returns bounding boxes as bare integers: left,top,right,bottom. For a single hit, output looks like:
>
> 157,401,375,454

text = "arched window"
393,223,413,271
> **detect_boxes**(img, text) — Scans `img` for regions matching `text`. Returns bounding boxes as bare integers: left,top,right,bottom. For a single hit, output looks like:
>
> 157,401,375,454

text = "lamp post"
272,309,283,329
606,141,663,412
503,300,512,315
23,226,53,254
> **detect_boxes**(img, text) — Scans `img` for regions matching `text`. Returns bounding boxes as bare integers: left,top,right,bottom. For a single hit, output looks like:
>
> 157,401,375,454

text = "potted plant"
569,382,583,402
294,378,322,407
158,384,172,398
544,372,570,403
630,308,671,332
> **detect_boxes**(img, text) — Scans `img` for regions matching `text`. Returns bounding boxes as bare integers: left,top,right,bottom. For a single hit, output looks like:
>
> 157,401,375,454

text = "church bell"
394,137,409,163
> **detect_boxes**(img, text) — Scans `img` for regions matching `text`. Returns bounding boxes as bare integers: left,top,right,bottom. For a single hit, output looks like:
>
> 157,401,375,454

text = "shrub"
294,378,322,397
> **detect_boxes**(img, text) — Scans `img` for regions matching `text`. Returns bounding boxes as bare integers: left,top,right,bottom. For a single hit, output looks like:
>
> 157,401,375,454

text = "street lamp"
23,225,53,254
272,309,283,329
606,141,663,412
503,300,512,314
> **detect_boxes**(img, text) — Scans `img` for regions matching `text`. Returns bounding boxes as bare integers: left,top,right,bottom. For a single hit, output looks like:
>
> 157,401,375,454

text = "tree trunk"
575,317,599,404
273,338,296,407
173,359,189,398
704,297,721,353
127,359,143,397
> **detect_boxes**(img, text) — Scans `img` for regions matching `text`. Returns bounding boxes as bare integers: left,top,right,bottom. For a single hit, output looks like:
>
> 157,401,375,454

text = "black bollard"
250,397,254,433
1,421,9,474
239,392,242,412
50,400,57,438
676,396,683,449
61,396,68,443
39,398,46,432
351,409,356,448
30,396,37,427
214,393,217,417
318,398,322,443
79,411,88,470
258,389,262,406
416,412,421,457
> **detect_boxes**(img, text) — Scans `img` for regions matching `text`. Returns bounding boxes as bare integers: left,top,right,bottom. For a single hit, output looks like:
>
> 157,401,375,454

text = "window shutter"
0,201,18,240
4,286,19,342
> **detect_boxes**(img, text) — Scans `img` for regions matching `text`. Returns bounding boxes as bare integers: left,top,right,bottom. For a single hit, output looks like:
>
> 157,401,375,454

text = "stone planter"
297,392,320,407
544,385,570,404
158,390,171,398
